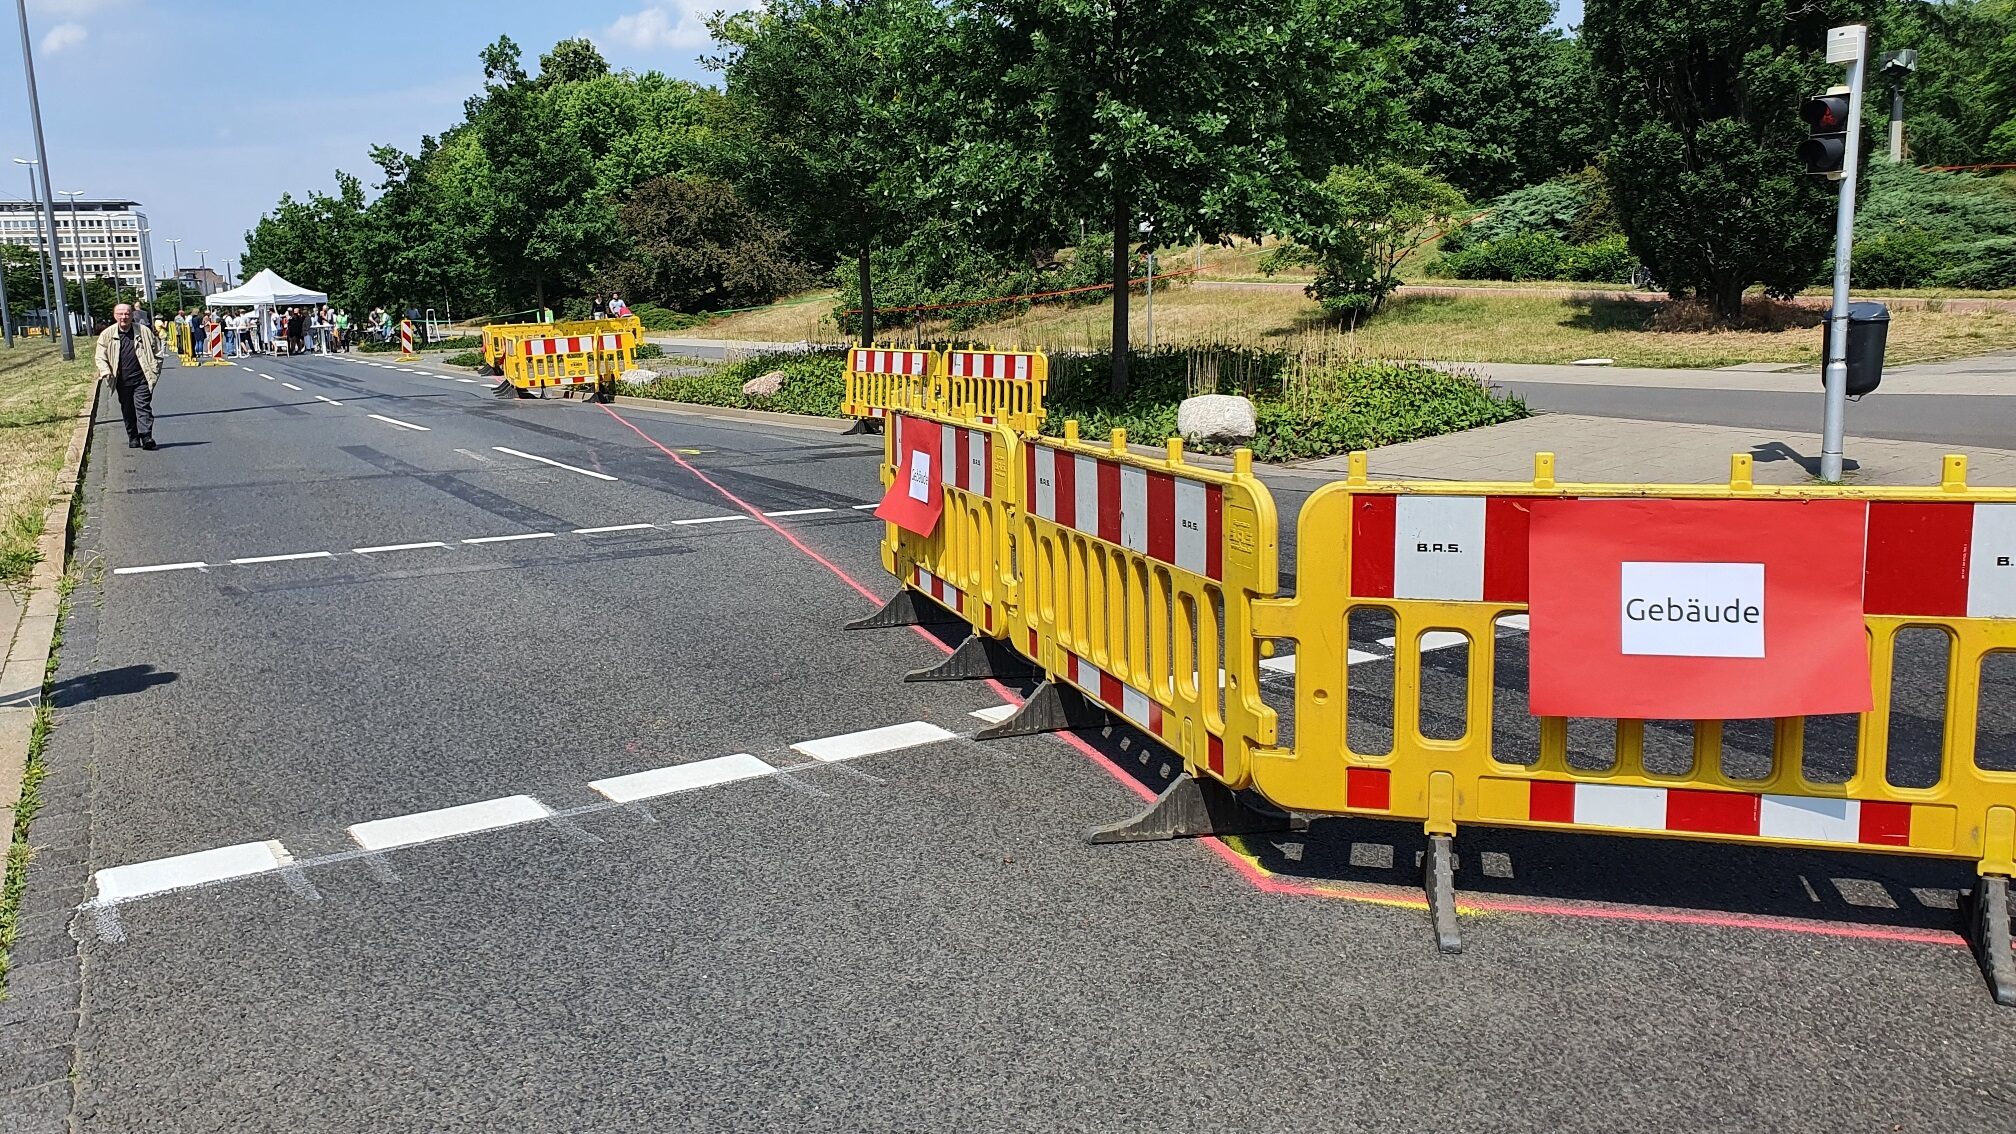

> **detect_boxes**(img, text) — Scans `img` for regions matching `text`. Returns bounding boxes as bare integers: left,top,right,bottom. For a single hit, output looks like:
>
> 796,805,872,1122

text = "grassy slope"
0,345,93,584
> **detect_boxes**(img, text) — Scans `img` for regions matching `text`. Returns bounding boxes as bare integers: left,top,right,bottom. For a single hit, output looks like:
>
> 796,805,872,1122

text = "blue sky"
3,0,1576,286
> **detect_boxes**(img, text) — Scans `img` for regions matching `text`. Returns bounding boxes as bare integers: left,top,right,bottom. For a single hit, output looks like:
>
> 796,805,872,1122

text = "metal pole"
1820,27,1867,483
16,0,72,358
19,163,50,334
1888,85,1904,164
1145,249,1154,352
60,191,89,330
0,231,11,346
139,227,155,307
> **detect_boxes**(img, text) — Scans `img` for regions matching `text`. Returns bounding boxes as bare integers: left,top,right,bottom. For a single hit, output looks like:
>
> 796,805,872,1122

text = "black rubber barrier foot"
1964,874,2016,1007
491,380,516,399
842,418,884,436
1424,833,1464,955
846,588,963,631
906,634,1039,683
1085,771,1306,845
974,679,1111,741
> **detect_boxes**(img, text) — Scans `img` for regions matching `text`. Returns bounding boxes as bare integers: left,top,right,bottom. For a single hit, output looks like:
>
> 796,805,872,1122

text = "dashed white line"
851,503,880,510
94,840,293,903
969,705,1017,724
111,561,207,575
1499,614,1531,631
669,515,746,526
353,541,448,554
1378,631,1471,654
230,551,334,566
589,753,774,803
314,395,343,405
573,523,657,534
462,532,555,545
259,373,276,380
281,382,302,391
457,378,483,384
347,795,552,851
791,721,958,763
762,508,832,518
368,413,430,431
492,446,618,481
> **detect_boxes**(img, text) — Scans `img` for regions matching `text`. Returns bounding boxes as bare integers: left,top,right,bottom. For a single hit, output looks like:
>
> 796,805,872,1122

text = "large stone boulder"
618,368,659,386
741,369,788,398
1177,394,1257,445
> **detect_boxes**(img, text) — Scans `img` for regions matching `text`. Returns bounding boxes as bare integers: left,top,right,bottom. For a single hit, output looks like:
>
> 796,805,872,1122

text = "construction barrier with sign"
497,330,635,401
853,413,2016,1006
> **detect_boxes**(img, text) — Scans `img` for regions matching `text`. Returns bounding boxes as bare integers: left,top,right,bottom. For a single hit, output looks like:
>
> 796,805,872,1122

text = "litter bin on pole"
1826,300,1889,396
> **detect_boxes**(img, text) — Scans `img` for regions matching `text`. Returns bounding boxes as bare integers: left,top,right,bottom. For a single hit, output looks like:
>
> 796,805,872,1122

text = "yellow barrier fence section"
1014,422,1280,785
843,347,934,423
1250,451,2016,885
484,315,640,370
874,409,1019,640
940,348,1047,435
501,330,635,394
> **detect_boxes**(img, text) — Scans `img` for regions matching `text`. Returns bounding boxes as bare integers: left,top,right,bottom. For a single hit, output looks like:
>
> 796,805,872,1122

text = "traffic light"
1799,91,1852,176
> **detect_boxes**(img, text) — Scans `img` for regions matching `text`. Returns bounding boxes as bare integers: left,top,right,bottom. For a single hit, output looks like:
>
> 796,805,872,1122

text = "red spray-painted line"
600,404,1965,951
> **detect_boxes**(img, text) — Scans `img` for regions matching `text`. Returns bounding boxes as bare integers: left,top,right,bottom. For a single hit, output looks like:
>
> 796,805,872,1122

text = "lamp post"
166,237,181,311
14,159,51,335
139,226,155,307
221,258,234,289
58,189,90,330
13,1,73,358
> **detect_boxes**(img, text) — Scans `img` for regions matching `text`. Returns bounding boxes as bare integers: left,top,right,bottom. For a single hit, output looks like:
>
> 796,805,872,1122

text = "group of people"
163,306,363,358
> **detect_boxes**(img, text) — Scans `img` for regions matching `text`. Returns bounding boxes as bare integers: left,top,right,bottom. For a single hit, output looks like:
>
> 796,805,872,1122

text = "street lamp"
166,237,181,310
221,258,234,289
13,3,73,358
58,189,90,330
138,226,155,306
13,159,51,334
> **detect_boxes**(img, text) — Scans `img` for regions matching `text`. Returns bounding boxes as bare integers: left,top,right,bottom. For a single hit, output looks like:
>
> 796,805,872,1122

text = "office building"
0,197,153,291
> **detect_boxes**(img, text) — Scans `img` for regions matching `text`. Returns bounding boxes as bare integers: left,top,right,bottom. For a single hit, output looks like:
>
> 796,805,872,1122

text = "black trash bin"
1820,300,1889,395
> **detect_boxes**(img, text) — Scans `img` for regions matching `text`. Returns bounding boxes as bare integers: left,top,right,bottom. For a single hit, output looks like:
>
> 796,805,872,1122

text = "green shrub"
1929,237,2016,290
360,335,479,353
1853,230,1949,289
1559,234,1638,283
835,221,1111,334
1430,231,1637,283
626,350,846,417
443,350,485,367
1844,166,2016,288
633,343,664,360
630,302,707,331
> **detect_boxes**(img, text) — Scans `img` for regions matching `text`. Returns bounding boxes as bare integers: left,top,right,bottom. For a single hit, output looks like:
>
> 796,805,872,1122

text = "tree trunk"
1110,196,1130,401
1712,275,1745,324
857,242,875,347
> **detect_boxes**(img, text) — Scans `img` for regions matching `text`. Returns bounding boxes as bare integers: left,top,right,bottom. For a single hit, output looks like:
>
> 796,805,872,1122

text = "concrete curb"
0,372,98,814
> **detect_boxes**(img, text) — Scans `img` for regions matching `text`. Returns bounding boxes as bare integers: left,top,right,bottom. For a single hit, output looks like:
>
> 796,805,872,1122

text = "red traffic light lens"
1802,95,1850,131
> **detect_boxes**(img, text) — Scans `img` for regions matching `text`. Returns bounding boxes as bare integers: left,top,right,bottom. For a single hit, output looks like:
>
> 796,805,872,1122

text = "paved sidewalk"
1459,351,2013,395
1296,412,2016,486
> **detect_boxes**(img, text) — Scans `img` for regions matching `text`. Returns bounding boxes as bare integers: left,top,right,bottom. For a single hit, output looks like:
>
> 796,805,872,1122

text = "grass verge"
0,345,94,586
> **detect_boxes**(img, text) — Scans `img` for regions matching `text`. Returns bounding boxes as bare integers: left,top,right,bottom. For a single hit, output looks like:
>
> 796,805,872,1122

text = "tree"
1586,0,1852,320
709,0,949,346
1267,163,1467,324
605,175,811,310
539,38,610,85
241,171,369,307
960,0,1400,396
1397,0,1601,200
1875,0,2016,166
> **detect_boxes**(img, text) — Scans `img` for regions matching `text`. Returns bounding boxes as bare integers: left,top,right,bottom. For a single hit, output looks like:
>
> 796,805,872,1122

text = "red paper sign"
874,418,944,536
1527,498,1871,720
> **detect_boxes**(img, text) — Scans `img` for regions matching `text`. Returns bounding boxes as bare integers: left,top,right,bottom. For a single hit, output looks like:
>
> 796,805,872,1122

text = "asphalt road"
15,349,2016,1131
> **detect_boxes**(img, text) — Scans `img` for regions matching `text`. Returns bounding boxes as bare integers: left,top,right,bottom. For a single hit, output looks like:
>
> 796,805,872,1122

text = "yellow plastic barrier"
1006,421,1280,785
843,346,935,426
483,315,640,371
1248,451,2016,987
939,348,1047,435
499,329,636,399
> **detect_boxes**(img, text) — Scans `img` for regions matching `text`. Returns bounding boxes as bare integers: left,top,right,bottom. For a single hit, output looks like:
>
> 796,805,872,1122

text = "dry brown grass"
0,344,93,584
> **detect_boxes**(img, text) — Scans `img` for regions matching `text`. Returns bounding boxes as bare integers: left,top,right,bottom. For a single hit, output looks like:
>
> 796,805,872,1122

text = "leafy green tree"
1586,0,1851,320
241,171,370,307
1397,0,1601,200
960,0,1400,395
604,175,812,310
1874,0,2016,165
1266,163,1467,324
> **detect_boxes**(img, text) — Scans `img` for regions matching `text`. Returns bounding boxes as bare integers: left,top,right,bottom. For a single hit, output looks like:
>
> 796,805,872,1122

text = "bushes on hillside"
1846,166,2016,290
1430,169,1636,282
834,222,1111,335
1430,232,1635,282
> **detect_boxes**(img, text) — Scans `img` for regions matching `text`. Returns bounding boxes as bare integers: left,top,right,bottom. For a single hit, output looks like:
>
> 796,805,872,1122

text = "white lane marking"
457,378,483,384
1499,614,1531,631
94,840,293,903
354,541,448,554
492,446,618,482
573,523,656,534
763,508,832,518
258,373,276,380
453,448,492,463
969,705,1017,724
669,515,745,526
348,795,552,851
1377,631,1470,654
851,503,880,510
314,395,343,405
368,413,430,431
1348,649,1385,665
112,561,207,575
230,551,334,566
1259,654,1296,675
281,382,302,391
463,532,555,545
791,721,958,763
589,753,774,804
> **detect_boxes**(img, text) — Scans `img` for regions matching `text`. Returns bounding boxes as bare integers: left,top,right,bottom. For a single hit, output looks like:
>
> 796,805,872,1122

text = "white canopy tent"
204,268,326,308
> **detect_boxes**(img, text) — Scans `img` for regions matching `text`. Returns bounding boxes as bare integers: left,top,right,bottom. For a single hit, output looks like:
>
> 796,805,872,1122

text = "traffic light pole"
1819,26,1868,483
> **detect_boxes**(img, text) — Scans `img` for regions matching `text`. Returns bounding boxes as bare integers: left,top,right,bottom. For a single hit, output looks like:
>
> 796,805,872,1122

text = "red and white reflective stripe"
1519,780,1913,846
1023,444,1223,580
1866,501,2016,618
1062,651,1162,736
946,351,1034,380
522,336,610,356
849,348,931,376
868,407,887,418
893,414,992,495
1349,495,1531,602
912,567,993,631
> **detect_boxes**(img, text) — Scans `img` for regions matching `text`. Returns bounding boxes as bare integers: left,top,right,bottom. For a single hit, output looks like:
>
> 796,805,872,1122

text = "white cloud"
40,22,87,54
600,2,758,53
